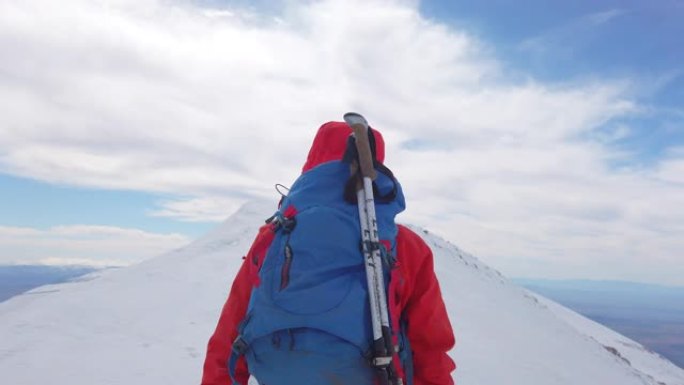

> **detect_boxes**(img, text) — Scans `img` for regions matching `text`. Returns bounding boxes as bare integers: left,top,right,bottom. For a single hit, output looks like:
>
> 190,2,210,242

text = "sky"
0,0,682,284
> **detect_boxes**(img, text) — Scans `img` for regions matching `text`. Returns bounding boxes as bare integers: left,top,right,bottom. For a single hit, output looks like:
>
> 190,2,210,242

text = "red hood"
301,121,385,173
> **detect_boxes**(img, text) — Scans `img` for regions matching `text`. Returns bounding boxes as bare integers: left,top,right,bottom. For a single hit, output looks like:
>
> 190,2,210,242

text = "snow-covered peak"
174,199,277,256
1,201,682,385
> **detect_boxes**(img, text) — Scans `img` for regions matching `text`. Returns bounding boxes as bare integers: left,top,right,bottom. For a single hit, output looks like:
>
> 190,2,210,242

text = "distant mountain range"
0,265,99,302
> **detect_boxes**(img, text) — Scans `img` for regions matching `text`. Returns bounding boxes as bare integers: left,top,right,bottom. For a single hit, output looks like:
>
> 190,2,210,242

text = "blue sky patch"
0,174,213,237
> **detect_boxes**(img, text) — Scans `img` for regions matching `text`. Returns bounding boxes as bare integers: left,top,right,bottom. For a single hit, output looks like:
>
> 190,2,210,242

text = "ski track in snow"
1,200,683,385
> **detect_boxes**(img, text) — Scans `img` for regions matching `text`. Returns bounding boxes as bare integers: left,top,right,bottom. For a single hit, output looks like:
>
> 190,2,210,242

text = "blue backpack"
229,160,408,385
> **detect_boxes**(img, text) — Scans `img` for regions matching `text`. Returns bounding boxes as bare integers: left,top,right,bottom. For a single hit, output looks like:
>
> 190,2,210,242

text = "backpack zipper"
280,242,293,290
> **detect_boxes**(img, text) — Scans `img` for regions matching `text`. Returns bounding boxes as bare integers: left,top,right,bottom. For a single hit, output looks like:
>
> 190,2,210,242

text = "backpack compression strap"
228,325,251,385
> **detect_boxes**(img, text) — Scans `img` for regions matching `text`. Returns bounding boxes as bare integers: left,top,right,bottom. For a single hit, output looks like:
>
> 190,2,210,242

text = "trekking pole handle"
344,112,377,181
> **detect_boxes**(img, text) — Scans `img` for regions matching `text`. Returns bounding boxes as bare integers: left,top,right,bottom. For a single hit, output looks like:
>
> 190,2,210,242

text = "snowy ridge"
413,224,684,385
1,200,683,385
530,293,684,385
406,225,508,283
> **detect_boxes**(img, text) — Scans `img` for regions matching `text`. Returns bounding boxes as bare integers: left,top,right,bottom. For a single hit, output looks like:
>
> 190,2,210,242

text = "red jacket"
202,122,455,385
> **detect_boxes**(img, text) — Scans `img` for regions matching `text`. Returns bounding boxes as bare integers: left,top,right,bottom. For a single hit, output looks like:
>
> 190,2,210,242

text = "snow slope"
1,200,683,385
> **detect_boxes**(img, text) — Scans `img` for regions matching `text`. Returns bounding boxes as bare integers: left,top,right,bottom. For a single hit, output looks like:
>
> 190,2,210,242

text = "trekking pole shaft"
357,189,384,342
345,112,400,385
362,176,391,331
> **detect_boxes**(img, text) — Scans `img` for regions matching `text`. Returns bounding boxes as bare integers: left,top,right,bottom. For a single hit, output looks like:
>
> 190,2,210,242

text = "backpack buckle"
281,217,296,233
269,212,297,234
232,335,249,355
372,355,392,367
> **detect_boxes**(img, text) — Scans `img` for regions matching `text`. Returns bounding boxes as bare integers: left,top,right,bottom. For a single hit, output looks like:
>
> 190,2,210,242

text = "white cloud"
585,8,628,25
655,148,684,185
586,9,627,25
149,196,242,222
519,8,628,57
0,0,682,283
0,225,190,266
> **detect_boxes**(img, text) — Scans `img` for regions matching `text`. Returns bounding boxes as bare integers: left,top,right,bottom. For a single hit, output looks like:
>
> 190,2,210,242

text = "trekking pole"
344,112,401,385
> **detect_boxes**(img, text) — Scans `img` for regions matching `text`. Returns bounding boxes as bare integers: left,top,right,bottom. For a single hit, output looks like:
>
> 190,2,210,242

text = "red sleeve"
201,224,275,385
397,226,456,385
